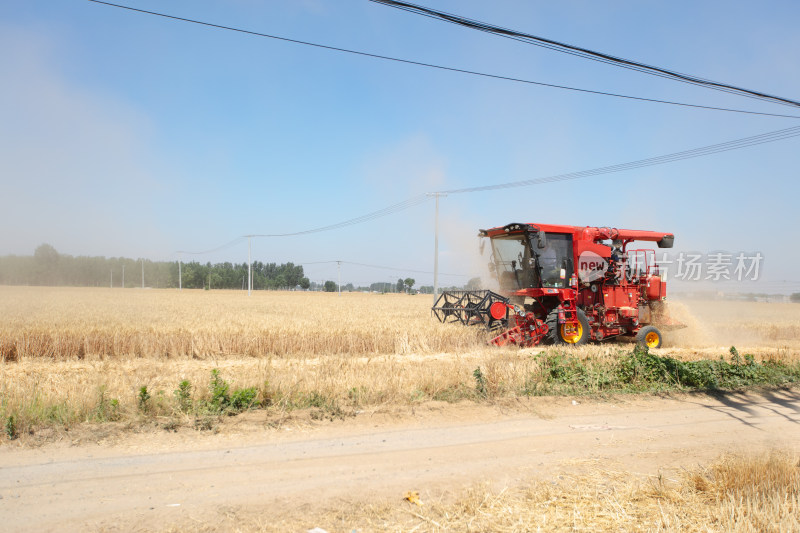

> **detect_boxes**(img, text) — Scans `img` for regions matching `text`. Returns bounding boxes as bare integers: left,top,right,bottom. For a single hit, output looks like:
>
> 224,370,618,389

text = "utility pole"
427,192,446,305
337,261,341,296
247,236,252,296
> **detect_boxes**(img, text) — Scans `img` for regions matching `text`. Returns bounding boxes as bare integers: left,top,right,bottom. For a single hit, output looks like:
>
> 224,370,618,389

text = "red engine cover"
601,286,638,309
645,276,666,300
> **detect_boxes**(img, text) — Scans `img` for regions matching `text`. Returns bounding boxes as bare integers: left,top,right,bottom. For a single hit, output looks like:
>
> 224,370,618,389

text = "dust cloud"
662,299,800,351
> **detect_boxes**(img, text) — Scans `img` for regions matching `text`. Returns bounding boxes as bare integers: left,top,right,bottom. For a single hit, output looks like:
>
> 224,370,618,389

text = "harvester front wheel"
635,325,663,349
546,308,589,346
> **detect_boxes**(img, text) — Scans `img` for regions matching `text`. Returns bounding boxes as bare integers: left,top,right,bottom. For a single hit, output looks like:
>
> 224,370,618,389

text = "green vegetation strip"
524,346,800,396
3,346,799,440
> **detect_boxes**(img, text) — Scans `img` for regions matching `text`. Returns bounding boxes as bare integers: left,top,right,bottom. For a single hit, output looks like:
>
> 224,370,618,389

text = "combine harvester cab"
432,223,683,348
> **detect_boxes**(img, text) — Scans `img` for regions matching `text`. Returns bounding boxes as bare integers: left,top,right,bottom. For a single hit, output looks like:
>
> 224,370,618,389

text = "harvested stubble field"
244,450,800,533
1,286,799,437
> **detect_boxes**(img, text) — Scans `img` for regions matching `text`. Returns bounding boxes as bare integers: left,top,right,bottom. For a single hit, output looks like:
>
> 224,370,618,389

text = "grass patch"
525,345,800,396
2,347,798,440
91,387,121,422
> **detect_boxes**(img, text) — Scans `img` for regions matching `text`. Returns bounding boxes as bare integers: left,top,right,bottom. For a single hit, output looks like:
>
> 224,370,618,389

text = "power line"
175,125,799,254
438,125,800,194
368,0,800,109
173,197,430,256
176,237,246,255
86,0,800,120
301,260,468,277
247,195,430,237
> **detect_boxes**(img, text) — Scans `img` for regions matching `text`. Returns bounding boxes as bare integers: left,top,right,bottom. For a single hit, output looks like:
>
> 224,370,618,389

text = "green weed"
5,415,18,440
208,369,230,412
92,387,120,422
473,367,488,399
137,386,151,413
174,380,192,413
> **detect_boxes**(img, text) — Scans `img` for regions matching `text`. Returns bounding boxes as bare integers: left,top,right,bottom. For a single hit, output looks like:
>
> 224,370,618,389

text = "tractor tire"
546,308,590,346
635,325,663,349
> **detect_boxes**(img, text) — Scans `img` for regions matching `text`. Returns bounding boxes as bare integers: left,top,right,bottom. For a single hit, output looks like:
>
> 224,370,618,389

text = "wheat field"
0,286,483,361
0,286,489,430
2,286,797,362
1,286,799,434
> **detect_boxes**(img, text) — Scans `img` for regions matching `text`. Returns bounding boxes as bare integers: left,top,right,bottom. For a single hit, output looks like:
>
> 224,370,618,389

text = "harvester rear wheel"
546,308,589,346
635,325,663,349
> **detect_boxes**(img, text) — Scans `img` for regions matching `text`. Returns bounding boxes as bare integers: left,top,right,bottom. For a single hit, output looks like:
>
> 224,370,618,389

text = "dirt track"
2,389,799,532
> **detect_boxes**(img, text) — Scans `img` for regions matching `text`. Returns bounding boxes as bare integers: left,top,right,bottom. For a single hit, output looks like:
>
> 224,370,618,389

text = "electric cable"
300,260,468,276
175,125,799,253
247,194,430,237
86,0,800,120
368,0,800,109
438,125,800,194
176,237,246,255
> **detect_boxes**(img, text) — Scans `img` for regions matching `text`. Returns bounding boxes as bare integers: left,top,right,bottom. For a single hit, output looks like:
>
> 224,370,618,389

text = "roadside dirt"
1,388,799,532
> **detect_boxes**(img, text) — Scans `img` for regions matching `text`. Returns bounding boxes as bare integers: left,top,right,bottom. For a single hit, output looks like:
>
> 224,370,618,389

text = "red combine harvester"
432,223,681,348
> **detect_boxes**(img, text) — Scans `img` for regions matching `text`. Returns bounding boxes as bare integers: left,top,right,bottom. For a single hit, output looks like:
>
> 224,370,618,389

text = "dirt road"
2,389,799,532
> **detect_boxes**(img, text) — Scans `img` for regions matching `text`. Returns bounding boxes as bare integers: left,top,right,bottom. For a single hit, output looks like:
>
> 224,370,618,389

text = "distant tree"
34,243,59,285
34,243,59,264
299,277,310,290
418,285,433,294
282,262,304,288
790,293,800,303
404,278,415,293
324,280,337,292
465,277,482,290
344,283,354,292
396,278,404,293
209,271,223,289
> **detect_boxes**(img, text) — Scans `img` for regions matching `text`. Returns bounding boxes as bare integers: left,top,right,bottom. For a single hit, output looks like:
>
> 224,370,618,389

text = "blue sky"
1,0,799,292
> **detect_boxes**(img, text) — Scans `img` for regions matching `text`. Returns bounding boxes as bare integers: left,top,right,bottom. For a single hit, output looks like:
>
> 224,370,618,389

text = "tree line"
0,244,309,290
0,244,483,292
